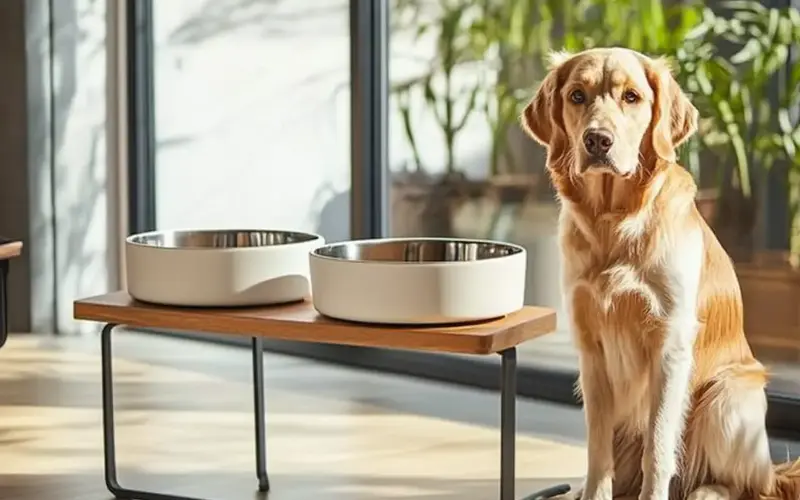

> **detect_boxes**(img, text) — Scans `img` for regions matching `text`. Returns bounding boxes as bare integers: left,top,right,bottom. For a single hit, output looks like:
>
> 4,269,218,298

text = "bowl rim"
126,228,324,251
310,236,526,265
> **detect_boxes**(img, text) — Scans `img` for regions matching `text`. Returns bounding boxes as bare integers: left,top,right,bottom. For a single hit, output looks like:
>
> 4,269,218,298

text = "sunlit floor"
0,332,590,500
1,332,797,500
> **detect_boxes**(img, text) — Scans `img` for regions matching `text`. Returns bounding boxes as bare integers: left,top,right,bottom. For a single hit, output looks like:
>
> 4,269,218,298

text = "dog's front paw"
580,491,612,500
548,492,579,500
545,485,581,500
637,476,671,500
580,479,612,500
637,487,669,500
637,493,667,500
686,485,733,500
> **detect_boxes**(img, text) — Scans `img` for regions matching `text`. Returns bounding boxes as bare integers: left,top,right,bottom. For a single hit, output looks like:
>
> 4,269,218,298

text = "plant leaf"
730,37,762,63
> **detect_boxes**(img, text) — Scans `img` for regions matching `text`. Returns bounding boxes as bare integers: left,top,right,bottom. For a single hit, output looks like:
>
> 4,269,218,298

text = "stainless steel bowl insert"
127,229,320,249
312,238,524,263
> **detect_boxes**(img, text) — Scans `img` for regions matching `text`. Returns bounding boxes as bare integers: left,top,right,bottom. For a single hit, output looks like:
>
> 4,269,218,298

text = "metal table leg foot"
252,337,270,492
521,483,573,500
500,347,517,500
101,324,270,499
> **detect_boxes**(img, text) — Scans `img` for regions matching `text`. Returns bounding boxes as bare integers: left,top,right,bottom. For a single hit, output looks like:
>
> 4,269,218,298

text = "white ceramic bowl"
309,237,527,325
126,229,324,307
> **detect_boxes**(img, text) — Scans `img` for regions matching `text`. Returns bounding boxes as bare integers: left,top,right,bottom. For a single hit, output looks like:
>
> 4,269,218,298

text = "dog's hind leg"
680,363,772,499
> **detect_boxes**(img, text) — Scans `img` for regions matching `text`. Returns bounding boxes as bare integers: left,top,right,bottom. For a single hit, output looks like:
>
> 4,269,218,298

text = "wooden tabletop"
0,240,23,260
74,291,557,355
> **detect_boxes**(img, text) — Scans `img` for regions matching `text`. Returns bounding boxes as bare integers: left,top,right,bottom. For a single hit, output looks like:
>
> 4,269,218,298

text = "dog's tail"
756,459,800,500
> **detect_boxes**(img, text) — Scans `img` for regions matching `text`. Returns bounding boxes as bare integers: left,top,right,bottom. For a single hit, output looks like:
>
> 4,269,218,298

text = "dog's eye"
623,90,639,103
569,89,586,104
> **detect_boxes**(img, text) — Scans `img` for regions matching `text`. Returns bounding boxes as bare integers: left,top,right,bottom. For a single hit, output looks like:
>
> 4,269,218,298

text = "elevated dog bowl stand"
0,238,23,349
74,291,558,500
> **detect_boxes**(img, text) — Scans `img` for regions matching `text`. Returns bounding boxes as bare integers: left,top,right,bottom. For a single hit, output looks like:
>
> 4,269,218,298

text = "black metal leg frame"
101,324,269,500
100,324,569,500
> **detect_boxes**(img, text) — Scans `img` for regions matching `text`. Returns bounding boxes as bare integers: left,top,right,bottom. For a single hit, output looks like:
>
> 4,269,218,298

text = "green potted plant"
699,2,800,358
390,0,489,237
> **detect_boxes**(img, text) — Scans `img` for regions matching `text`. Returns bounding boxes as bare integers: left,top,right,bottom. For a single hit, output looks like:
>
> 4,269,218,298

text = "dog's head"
521,48,698,186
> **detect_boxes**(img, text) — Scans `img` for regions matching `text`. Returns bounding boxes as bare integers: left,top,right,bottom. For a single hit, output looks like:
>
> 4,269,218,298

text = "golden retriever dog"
520,47,800,500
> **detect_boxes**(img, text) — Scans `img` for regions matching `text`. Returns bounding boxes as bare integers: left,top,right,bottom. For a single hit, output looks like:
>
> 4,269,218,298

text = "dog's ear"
646,58,699,161
521,51,571,147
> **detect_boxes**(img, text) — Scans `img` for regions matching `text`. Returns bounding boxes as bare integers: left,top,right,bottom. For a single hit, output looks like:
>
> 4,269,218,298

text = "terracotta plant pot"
695,188,718,225
737,251,800,361
390,171,490,237
488,174,537,205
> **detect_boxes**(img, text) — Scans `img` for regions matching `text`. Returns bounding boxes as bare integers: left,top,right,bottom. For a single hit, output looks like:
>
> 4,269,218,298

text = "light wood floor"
2,332,797,500
0,331,590,500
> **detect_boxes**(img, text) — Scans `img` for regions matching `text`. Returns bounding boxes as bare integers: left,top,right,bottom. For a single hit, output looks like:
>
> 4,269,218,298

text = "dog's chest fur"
561,213,673,426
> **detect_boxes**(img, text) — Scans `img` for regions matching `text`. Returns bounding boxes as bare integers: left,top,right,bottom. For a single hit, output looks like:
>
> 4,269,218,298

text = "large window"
388,0,569,373
127,0,800,437
149,0,351,242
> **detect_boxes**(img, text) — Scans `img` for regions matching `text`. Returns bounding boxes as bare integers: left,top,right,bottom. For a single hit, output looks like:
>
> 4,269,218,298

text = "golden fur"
521,48,800,500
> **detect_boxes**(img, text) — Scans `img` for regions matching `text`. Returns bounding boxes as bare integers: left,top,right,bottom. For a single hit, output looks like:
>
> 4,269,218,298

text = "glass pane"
152,1,351,243
388,1,569,371
387,0,800,400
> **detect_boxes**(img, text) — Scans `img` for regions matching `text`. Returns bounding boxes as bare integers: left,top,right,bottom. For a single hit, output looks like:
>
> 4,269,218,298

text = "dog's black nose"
583,128,614,156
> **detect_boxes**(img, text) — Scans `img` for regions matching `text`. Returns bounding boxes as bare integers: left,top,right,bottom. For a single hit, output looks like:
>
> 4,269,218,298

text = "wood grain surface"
0,240,22,260
74,291,557,355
